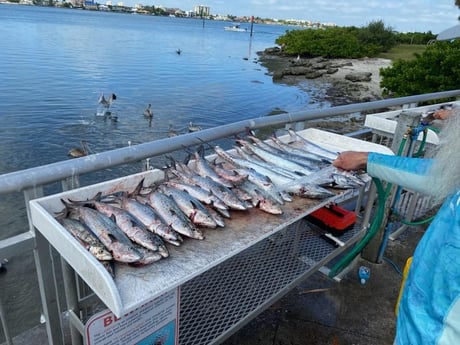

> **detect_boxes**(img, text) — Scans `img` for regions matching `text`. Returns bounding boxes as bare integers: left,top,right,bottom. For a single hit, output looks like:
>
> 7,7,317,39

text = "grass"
377,44,427,61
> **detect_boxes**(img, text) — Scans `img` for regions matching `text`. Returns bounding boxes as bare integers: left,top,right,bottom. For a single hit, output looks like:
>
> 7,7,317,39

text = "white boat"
224,24,247,32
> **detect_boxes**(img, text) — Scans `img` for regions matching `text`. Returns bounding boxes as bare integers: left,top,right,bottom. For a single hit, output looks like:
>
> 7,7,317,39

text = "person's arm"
333,151,437,196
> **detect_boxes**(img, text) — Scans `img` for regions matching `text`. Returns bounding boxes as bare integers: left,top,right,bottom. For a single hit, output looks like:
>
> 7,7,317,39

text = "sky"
124,0,460,34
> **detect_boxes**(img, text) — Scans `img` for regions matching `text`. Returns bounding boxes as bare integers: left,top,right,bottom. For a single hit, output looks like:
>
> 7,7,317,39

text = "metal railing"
1,90,459,345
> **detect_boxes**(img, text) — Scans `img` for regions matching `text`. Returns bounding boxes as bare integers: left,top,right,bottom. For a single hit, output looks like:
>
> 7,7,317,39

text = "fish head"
110,242,142,263
89,245,113,261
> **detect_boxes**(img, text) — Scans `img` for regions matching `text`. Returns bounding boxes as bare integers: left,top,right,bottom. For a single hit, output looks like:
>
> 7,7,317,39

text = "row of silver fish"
55,130,367,278
211,130,366,198
57,194,172,277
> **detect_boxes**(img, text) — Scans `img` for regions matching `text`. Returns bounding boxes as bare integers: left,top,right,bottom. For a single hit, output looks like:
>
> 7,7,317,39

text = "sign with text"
85,288,179,345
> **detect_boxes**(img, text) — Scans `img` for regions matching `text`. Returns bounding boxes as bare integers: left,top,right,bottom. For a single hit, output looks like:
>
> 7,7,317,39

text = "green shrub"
275,21,398,58
381,40,460,97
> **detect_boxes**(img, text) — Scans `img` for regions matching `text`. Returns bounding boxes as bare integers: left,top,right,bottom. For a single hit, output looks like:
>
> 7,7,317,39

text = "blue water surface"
0,4,326,338
0,4,319,172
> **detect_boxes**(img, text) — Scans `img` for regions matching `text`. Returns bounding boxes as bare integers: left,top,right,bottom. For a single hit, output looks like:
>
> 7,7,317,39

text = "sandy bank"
323,58,392,99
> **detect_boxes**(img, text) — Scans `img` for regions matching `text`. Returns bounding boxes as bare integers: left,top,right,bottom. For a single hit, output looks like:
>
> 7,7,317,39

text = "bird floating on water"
68,140,91,158
143,103,153,118
188,121,202,132
176,48,182,55
168,124,179,137
98,93,117,109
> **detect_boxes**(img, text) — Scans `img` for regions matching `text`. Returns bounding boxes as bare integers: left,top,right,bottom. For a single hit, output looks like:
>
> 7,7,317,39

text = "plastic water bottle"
358,266,370,285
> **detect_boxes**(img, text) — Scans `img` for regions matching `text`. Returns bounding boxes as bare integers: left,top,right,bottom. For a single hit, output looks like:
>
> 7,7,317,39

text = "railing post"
0,260,12,345
60,179,84,345
25,187,65,345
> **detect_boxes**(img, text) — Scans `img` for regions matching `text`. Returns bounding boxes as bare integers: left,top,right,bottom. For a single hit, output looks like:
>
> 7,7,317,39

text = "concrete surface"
220,225,424,345
2,224,424,345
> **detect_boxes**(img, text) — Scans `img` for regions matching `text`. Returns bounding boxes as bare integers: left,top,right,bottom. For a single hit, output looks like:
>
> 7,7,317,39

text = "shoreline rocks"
257,48,392,106
256,48,393,134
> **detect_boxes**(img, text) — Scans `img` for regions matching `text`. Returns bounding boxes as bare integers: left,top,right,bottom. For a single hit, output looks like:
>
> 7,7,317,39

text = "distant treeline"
275,20,460,98
276,20,436,59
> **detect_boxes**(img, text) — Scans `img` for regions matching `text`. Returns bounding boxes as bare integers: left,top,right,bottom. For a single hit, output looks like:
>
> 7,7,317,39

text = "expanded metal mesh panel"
178,218,363,345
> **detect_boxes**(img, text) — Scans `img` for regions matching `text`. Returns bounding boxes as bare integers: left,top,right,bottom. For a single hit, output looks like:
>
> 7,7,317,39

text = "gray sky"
124,0,460,33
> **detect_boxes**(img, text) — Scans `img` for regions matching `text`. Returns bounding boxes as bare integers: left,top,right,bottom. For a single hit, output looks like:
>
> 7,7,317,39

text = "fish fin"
198,144,206,158
110,214,117,224
245,126,256,137
91,191,103,202
129,177,145,198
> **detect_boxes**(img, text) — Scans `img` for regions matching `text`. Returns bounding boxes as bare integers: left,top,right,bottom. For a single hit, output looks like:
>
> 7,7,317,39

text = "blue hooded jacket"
367,153,460,345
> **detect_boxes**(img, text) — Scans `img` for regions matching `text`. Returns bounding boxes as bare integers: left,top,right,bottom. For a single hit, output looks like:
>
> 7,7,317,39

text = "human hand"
433,108,454,120
332,151,369,171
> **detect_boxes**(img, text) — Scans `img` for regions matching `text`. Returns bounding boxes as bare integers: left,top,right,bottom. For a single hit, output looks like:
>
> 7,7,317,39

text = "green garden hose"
328,177,387,278
328,133,409,278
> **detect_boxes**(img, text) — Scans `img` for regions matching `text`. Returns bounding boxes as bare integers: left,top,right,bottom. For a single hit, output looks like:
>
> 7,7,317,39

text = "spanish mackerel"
163,180,229,215
235,147,302,179
211,162,249,185
119,196,182,247
268,135,333,164
159,184,218,228
214,145,296,186
214,145,335,199
62,201,142,263
236,139,318,175
189,147,234,188
238,180,283,215
145,191,205,240
92,201,169,257
58,217,113,261
214,146,289,204
130,244,163,266
246,135,326,169
285,129,338,161
170,168,249,211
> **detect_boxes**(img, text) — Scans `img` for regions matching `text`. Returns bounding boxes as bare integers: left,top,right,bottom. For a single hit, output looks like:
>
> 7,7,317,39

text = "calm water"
0,4,326,338
0,5,321,173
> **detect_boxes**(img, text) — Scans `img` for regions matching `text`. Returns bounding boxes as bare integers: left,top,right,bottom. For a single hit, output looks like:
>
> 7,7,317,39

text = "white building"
193,5,210,16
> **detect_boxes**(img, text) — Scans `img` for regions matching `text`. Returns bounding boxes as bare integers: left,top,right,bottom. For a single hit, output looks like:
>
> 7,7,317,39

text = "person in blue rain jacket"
332,109,460,345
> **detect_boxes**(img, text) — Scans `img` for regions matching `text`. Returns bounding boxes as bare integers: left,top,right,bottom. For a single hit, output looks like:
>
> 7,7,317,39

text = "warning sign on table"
85,288,179,345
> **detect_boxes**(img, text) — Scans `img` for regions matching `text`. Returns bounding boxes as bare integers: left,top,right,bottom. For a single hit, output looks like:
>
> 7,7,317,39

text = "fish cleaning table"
29,128,393,344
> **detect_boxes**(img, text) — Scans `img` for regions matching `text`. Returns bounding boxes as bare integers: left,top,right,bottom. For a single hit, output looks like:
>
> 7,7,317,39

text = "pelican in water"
188,121,202,132
143,103,153,118
68,140,91,158
168,124,179,137
98,93,117,109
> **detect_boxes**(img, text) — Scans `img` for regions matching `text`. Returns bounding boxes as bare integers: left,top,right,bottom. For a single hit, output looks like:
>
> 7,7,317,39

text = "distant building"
194,5,210,17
